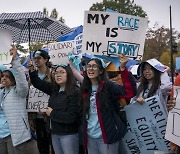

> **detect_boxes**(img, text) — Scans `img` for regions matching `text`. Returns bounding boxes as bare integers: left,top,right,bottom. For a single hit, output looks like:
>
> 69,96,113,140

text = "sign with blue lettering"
123,95,170,154
82,11,148,60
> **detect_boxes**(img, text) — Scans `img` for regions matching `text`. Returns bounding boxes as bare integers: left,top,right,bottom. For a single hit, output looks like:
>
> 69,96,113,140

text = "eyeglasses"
33,57,42,60
86,64,99,70
54,71,66,76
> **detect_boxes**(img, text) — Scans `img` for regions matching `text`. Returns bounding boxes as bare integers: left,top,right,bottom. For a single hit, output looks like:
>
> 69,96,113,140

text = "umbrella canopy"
58,25,83,41
0,11,72,44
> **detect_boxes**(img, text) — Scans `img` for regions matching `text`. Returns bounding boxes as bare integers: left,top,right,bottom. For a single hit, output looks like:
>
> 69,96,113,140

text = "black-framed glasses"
86,64,99,70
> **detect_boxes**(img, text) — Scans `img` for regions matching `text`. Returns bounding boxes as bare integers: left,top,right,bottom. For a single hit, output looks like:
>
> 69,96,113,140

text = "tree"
90,0,147,17
143,23,180,61
43,7,65,23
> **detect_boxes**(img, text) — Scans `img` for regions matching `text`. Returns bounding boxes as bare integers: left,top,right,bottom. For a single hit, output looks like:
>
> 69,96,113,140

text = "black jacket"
81,69,136,147
29,70,80,135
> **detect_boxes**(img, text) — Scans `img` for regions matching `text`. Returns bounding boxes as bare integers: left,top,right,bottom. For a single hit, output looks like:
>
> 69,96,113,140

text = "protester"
131,59,172,112
0,46,39,154
78,54,135,154
28,49,54,154
28,62,80,154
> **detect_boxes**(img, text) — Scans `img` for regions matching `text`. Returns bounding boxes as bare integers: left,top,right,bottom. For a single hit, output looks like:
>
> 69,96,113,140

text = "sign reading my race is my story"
123,95,170,154
82,11,148,60
27,85,49,112
48,40,75,65
0,29,12,64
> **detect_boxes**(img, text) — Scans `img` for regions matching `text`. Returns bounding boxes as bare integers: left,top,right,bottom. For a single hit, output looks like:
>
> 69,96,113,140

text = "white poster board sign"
0,29,12,64
165,86,180,147
82,11,148,60
27,85,49,112
48,40,74,65
123,95,170,154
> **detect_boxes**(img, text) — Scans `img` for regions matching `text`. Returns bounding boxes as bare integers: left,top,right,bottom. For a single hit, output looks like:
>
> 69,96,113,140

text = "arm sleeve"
70,63,84,84
119,69,136,99
11,59,28,98
29,70,53,95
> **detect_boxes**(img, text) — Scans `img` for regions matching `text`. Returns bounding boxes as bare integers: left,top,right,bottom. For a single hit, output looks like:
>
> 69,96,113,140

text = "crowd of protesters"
0,46,179,154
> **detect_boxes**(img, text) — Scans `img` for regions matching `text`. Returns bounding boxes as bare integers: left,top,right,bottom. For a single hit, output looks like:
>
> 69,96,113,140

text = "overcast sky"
0,0,179,31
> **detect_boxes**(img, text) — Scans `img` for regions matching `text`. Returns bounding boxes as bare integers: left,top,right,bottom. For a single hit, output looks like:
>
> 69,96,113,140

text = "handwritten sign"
27,85,49,112
165,86,180,147
48,41,74,65
123,95,170,154
82,11,148,60
0,29,12,64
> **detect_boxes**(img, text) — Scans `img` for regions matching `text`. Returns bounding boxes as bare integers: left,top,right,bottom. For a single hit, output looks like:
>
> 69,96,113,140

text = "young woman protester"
28,61,80,154
0,46,39,154
77,54,136,154
131,59,172,113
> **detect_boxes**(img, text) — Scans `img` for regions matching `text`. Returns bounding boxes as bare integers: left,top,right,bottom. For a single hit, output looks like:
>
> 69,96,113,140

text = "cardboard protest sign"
0,29,12,64
27,85,49,112
123,95,170,154
165,86,180,147
82,11,148,60
48,40,74,65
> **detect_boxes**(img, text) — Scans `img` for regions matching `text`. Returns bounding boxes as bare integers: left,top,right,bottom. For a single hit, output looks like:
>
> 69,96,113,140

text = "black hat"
33,49,50,60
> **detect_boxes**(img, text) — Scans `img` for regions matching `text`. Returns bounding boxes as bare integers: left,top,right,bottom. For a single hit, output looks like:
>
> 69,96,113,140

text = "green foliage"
43,7,65,23
143,23,180,61
90,0,147,17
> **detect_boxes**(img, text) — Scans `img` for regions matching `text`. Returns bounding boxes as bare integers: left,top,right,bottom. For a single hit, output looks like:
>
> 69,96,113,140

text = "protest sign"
48,40,74,65
82,11,148,60
165,86,180,147
0,29,12,64
123,95,170,154
27,85,49,112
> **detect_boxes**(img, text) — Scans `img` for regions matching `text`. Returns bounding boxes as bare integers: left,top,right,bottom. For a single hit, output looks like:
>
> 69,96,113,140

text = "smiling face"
54,66,67,86
1,71,15,88
142,63,155,82
86,60,103,82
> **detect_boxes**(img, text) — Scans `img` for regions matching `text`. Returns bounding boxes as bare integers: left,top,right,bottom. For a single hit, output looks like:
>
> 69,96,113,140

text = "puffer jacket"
0,59,31,146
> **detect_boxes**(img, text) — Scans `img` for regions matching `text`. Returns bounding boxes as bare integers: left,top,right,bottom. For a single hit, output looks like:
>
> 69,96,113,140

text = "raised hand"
27,58,35,72
119,53,128,71
10,45,18,60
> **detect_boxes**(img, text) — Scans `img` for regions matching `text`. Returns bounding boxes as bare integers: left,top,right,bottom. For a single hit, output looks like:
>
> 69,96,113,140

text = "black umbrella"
0,11,72,48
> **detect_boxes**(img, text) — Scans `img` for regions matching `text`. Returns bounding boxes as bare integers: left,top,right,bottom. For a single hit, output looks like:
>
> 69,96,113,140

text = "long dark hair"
54,65,77,95
80,59,109,117
136,63,161,98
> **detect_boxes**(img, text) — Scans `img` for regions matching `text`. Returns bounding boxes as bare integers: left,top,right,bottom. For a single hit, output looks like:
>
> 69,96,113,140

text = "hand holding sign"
27,58,35,72
46,107,53,116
